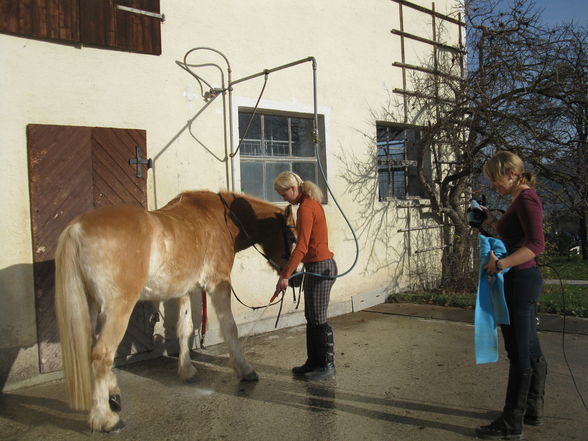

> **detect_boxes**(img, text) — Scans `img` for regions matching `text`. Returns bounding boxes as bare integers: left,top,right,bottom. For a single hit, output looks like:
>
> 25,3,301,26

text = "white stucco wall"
0,0,461,389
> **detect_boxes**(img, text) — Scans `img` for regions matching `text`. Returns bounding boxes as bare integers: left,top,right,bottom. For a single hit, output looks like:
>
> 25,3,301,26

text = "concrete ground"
1,303,587,441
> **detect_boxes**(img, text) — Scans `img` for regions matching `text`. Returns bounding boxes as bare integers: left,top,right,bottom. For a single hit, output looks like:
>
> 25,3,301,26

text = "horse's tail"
54,222,93,410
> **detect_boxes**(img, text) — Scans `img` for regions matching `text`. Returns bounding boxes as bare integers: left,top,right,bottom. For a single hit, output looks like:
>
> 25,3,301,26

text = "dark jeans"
500,267,544,370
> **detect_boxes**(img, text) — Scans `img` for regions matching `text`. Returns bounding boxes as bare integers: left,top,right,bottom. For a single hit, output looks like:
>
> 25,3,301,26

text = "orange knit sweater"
280,195,334,279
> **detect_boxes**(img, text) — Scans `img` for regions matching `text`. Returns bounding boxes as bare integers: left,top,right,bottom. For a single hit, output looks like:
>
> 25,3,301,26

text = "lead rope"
231,283,303,329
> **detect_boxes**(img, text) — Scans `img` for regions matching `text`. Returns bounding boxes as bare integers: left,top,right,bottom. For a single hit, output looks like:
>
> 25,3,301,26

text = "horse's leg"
88,300,135,432
209,281,258,382
87,298,124,412
176,293,197,381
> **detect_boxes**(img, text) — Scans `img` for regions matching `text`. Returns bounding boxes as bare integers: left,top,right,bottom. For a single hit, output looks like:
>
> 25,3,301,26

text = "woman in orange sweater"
273,171,337,380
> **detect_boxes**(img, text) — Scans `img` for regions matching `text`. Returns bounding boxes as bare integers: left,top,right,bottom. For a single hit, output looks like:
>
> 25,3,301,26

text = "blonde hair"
273,171,323,202
483,151,536,188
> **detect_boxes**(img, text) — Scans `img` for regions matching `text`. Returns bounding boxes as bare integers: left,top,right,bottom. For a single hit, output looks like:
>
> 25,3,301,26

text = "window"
239,110,327,203
0,0,162,55
377,123,430,200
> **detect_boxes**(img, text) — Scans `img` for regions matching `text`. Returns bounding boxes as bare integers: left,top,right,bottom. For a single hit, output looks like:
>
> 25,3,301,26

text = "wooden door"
27,124,155,373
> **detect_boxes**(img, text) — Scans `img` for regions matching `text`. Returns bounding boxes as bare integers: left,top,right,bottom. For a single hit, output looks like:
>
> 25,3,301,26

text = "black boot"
525,355,547,426
475,367,532,440
292,324,317,376
304,323,336,381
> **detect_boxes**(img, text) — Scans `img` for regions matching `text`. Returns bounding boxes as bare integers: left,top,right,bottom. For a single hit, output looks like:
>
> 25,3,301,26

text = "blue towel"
474,234,510,364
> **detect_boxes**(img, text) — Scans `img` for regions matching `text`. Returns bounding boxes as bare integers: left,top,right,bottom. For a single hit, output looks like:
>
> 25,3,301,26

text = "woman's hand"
483,250,502,274
271,277,289,301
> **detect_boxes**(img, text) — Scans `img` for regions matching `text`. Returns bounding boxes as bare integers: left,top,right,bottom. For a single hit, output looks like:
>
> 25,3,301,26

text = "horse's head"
263,203,298,275
222,193,297,276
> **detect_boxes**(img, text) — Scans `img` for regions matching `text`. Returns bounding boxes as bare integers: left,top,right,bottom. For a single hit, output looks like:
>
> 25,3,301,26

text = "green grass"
540,254,588,280
387,255,588,317
539,284,588,317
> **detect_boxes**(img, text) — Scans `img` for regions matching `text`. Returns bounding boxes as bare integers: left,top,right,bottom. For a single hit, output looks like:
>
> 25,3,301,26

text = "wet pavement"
1,303,587,441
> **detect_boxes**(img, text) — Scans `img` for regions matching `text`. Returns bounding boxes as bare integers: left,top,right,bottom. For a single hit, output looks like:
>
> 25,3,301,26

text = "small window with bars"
377,123,430,201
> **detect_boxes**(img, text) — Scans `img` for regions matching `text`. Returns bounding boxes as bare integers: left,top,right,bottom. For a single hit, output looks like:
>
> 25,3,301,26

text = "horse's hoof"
183,375,199,384
241,370,259,382
106,419,126,433
109,394,122,412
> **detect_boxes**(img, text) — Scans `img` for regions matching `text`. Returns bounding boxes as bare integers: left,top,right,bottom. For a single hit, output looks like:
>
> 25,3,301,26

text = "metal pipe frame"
180,50,318,191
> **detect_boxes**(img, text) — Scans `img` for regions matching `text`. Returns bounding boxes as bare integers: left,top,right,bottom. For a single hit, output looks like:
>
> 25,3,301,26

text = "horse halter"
218,193,295,271
282,223,297,259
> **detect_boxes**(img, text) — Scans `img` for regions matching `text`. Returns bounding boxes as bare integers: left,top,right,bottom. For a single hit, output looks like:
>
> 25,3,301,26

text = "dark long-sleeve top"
280,195,334,279
496,188,545,269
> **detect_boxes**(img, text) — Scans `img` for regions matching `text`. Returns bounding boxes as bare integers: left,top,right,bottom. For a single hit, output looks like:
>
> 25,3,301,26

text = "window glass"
265,115,289,156
377,126,406,161
293,162,316,184
239,113,262,156
291,118,315,157
240,162,263,196
392,170,406,196
265,162,290,202
378,173,389,200
239,111,327,203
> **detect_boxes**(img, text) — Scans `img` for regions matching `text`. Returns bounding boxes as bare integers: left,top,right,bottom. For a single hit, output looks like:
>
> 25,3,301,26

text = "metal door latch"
129,145,152,178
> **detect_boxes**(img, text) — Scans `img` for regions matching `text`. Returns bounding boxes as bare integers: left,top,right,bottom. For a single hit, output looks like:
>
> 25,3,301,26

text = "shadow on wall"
336,142,442,292
157,291,204,357
0,263,37,390
0,262,201,391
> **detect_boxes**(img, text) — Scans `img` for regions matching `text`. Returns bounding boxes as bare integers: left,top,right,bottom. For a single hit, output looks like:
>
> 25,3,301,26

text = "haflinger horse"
54,190,296,432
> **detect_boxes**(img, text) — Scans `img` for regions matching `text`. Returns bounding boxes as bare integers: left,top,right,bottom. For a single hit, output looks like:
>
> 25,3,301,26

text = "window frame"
238,108,328,204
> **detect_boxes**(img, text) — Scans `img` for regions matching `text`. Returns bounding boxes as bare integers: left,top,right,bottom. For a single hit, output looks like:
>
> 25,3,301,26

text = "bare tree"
518,27,588,259
379,0,587,290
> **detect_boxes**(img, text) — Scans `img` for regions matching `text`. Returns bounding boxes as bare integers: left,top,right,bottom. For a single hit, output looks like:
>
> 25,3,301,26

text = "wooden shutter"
0,0,161,55
0,0,80,42
80,0,161,55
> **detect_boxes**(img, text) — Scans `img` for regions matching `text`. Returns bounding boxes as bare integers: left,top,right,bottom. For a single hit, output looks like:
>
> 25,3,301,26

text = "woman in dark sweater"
476,151,547,440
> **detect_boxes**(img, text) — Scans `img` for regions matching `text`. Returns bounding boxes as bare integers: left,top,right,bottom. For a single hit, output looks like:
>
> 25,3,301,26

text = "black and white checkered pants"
303,258,338,326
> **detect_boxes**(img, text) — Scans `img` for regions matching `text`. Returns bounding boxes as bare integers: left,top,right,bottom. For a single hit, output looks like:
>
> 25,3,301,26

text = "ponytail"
300,181,323,202
520,172,536,188
273,171,323,202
